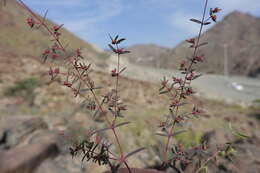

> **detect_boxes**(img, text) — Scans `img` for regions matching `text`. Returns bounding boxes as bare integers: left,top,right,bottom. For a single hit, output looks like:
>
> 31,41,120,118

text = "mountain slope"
0,0,165,108
0,0,109,64
126,44,170,68
159,11,260,77
123,11,260,78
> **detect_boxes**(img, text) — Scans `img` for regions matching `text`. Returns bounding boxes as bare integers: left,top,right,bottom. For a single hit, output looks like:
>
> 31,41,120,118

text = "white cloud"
26,0,123,38
63,0,122,32
23,0,260,48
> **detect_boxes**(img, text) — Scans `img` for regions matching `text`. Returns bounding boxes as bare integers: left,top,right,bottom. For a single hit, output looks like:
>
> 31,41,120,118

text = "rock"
27,130,68,155
200,129,232,147
103,168,166,173
0,131,59,173
0,115,48,149
36,154,86,173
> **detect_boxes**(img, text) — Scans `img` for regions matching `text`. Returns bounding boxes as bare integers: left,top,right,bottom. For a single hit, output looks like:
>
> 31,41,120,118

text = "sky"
23,0,260,49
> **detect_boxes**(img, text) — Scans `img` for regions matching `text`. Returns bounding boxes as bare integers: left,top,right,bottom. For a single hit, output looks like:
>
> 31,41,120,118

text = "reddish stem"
18,0,126,168
162,0,209,166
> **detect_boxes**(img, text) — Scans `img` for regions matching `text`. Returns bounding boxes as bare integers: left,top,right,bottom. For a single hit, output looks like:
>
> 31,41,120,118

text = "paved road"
100,56,260,105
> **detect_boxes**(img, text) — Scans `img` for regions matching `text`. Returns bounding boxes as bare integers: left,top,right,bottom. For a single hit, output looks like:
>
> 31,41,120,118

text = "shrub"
249,99,260,120
15,0,236,173
4,77,42,106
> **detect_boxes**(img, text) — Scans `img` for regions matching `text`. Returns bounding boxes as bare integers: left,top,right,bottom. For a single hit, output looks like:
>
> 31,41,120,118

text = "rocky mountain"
0,0,109,68
126,44,170,68
126,11,260,78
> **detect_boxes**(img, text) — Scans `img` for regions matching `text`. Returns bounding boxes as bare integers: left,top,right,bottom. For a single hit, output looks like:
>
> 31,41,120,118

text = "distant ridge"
126,44,170,68
125,11,260,78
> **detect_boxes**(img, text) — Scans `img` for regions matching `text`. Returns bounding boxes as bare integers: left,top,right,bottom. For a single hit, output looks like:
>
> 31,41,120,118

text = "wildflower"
64,81,72,87
86,101,96,111
211,7,221,13
158,122,166,128
185,87,194,95
76,48,84,59
192,107,203,115
51,43,61,52
48,67,59,80
116,48,130,54
109,34,126,45
53,25,60,31
171,99,180,107
172,77,183,85
95,135,101,144
51,53,59,59
110,35,118,44
175,116,184,123
161,77,168,87
102,139,112,148
186,38,195,44
54,68,60,74
118,105,127,111
186,72,194,81
48,67,54,76
53,24,63,37
194,55,204,62
26,18,36,28
108,44,130,55
209,8,220,22
211,14,217,22
42,49,50,56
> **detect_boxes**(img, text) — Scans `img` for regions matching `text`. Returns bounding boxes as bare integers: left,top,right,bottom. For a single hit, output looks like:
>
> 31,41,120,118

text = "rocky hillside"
126,44,169,68
0,0,109,67
126,11,260,78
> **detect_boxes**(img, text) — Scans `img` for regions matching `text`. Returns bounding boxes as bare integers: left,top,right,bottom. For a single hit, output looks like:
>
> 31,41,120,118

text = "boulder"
103,168,166,173
0,115,48,149
0,131,59,173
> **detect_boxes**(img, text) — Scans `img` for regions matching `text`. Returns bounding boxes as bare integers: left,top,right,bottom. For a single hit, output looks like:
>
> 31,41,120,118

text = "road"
99,55,260,105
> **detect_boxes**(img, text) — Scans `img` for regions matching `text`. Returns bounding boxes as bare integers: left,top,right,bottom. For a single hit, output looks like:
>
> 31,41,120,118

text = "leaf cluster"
4,77,42,105
70,139,110,166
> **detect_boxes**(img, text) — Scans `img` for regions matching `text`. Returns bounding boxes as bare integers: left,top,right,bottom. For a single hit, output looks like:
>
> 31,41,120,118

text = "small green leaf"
159,90,169,95
108,44,116,53
155,132,168,137
192,74,203,80
113,122,131,129
203,22,211,25
91,127,111,136
116,38,126,44
115,35,119,41
228,122,249,138
124,147,146,159
196,42,208,48
190,18,203,24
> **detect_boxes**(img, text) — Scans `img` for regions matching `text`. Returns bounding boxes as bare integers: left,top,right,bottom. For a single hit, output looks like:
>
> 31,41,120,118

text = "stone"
0,131,59,173
0,115,48,149
103,168,166,173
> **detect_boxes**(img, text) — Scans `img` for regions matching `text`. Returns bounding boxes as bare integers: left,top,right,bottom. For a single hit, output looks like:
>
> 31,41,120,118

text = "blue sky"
23,0,260,49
